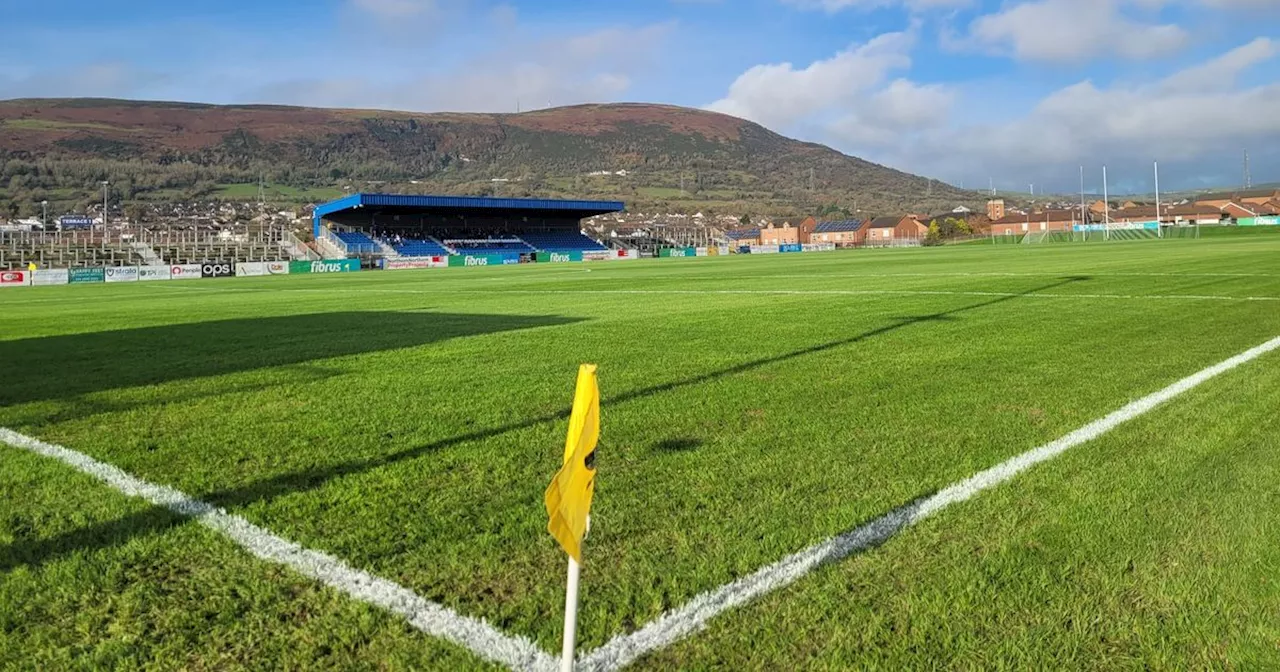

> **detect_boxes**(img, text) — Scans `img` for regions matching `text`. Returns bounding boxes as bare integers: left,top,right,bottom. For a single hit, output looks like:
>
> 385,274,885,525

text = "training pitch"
3,231,1280,670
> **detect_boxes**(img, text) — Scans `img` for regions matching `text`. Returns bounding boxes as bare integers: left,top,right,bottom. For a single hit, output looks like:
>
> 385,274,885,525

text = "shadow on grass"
0,311,586,406
0,278,1082,571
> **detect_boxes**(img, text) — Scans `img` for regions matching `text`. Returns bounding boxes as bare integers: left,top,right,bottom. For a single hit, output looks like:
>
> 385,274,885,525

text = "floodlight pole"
41,200,48,229
100,181,110,229
1154,161,1162,238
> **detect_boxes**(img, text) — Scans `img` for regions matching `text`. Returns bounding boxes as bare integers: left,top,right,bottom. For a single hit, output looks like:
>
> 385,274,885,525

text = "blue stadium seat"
393,238,451,257
517,232,608,252
334,231,378,254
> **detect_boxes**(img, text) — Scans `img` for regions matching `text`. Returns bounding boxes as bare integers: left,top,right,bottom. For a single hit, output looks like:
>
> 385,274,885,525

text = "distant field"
3,237,1280,670
213,182,344,202
1,118,140,133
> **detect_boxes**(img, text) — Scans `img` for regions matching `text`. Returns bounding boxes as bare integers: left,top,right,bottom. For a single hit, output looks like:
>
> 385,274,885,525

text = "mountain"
0,98,979,219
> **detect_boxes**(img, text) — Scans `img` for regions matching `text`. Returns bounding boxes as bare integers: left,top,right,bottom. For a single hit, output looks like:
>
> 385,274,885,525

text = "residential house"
989,209,1083,236
1196,188,1280,209
986,199,1006,221
865,215,926,244
794,216,818,244
812,219,866,246
759,222,799,245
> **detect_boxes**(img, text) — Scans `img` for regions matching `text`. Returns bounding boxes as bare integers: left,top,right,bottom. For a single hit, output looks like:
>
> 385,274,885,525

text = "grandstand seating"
334,230,378,254
0,233,145,270
0,228,296,270
517,231,607,252
390,236,451,257
445,239,535,255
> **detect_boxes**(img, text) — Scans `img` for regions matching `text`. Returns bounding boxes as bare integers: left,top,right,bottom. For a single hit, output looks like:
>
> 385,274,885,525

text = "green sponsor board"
1238,217,1278,227
289,259,360,274
68,267,105,284
659,248,688,258
535,251,583,263
447,254,505,267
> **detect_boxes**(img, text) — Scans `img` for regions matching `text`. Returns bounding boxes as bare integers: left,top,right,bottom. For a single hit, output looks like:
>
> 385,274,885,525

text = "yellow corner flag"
27,262,37,272
545,364,599,562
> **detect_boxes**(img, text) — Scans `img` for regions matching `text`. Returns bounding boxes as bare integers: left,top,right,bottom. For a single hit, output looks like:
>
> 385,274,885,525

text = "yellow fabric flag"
545,364,599,562
27,262,37,272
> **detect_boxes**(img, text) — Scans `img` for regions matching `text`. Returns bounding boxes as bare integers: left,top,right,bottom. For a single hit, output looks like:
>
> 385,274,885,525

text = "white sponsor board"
266,261,290,275
618,250,641,260
750,245,781,254
236,262,268,277
104,266,139,283
32,269,69,286
139,265,172,281
0,270,30,287
169,264,203,280
802,243,836,252
583,250,614,261
386,257,449,270
695,247,709,257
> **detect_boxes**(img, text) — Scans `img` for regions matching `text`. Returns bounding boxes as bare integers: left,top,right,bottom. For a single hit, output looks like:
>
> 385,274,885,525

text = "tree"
924,221,943,246
739,213,751,227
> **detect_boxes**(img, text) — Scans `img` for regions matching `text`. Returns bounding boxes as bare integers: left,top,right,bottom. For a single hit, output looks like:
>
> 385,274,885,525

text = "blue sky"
2,0,1277,193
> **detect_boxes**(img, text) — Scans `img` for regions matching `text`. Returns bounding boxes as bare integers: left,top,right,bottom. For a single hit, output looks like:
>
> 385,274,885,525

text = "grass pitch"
3,233,1280,669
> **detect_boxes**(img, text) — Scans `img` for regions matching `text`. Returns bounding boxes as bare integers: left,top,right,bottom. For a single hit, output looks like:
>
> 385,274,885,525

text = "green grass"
3,237,1280,669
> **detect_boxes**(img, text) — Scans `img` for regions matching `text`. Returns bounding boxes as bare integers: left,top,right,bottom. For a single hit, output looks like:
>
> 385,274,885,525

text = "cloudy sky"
2,0,1277,193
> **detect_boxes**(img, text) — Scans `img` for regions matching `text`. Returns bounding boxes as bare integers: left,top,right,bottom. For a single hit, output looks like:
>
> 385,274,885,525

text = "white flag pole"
560,556,581,672
560,515,588,672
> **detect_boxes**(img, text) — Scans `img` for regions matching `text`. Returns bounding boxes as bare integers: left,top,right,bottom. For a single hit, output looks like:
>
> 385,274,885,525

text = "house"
812,219,866,246
986,199,1006,221
759,221,799,245
989,209,1083,235
865,215,926,244
794,216,818,244
1196,188,1280,209
1107,204,1222,225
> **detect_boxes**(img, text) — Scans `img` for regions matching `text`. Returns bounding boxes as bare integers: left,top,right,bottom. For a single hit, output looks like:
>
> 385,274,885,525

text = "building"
759,222,799,245
1196,188,1280,209
1108,204,1223,225
988,209,1083,236
865,215,926,244
794,216,818,244
811,219,866,246
986,199,1006,221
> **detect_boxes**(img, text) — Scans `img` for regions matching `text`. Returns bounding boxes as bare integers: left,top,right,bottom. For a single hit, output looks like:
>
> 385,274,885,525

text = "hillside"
0,98,980,219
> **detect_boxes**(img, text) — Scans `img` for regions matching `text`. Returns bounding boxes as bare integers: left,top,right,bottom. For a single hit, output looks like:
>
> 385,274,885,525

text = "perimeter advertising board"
266,261,291,275
385,257,449,270
139,265,172,281
32,269,69,286
0,270,29,287
169,264,202,280
68,267,105,284
104,266,139,283
236,262,267,277
201,261,234,278
289,259,360,274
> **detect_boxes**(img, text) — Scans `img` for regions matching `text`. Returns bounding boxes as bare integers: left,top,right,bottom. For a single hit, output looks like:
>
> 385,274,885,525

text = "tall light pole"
100,181,110,229
41,200,48,229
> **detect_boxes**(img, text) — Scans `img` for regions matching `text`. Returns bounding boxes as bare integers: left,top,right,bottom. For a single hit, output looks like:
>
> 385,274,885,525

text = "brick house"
811,219,866,246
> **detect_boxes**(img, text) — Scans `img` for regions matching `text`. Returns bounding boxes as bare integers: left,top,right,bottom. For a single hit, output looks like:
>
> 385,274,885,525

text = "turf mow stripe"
0,427,555,672
574,333,1280,671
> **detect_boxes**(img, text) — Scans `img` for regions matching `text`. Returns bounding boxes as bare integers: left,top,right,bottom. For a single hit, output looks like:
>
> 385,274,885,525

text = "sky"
2,0,1278,194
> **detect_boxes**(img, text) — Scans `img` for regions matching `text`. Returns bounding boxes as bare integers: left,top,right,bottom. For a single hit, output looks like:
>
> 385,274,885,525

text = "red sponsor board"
0,270,29,287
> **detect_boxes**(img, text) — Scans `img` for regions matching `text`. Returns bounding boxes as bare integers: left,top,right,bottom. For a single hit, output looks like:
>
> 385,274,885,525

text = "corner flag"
545,364,599,562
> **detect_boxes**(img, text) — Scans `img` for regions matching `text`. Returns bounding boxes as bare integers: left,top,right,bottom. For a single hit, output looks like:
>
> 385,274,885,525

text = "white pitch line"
575,334,1280,672
0,427,556,672
136,285,1280,303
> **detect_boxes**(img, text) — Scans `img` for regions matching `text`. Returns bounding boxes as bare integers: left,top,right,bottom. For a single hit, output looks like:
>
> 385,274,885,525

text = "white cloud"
265,22,673,112
967,0,1187,62
706,30,917,129
785,0,970,10
350,0,440,19
879,39,1280,188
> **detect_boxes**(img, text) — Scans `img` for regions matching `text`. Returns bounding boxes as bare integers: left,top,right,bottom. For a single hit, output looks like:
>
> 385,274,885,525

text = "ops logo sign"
201,262,233,278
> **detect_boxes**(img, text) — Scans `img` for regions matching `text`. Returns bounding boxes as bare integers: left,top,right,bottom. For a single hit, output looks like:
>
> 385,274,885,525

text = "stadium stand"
444,238,535,255
333,230,378,254
517,231,607,252
0,227,301,270
389,236,452,257
0,231,144,270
